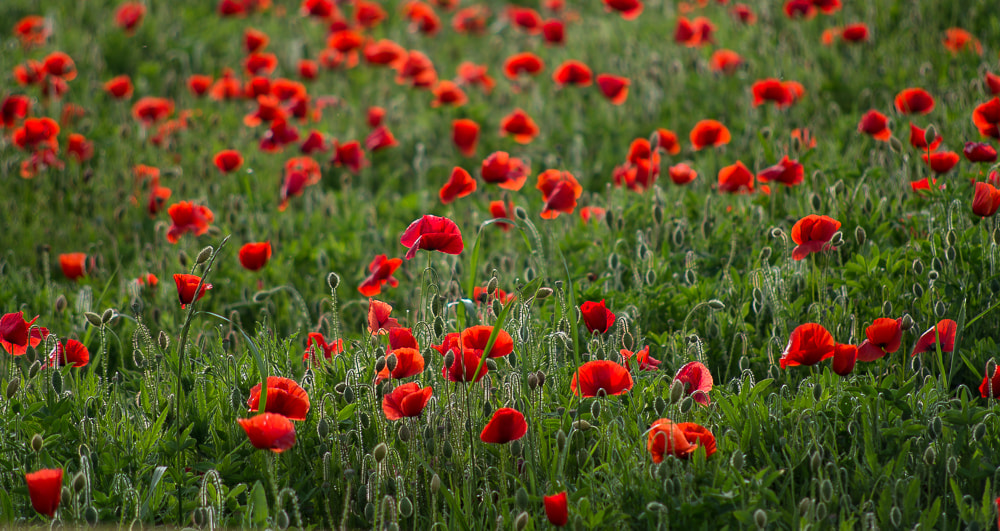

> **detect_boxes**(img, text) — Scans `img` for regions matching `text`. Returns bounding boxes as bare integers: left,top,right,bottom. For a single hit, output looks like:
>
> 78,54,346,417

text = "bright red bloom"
443,347,488,383
389,328,419,351
188,74,212,97
103,75,133,99
12,117,59,151
537,169,582,219
14,16,50,47
1,312,48,356
858,110,891,141
894,88,935,115
173,274,212,309
480,407,527,444
359,254,403,297
790,214,840,260
248,376,310,421
365,125,398,152
752,78,803,108
779,323,835,368
300,130,328,154
709,49,743,74
243,28,269,53
47,338,89,368
504,52,544,79
620,346,660,372
973,98,1000,139
831,343,857,376
431,81,467,107
544,492,568,527
986,73,1000,95
452,119,479,157
331,140,367,173
355,0,387,27
731,4,756,24
279,170,309,211
166,201,214,243
542,19,565,45
580,206,606,223
376,347,425,382
964,142,997,163
654,128,681,155
213,149,243,173
217,0,247,16
717,161,754,194
238,413,296,453
363,40,405,67
909,123,942,151
66,133,93,162
368,299,401,334
243,52,278,76
452,6,489,33
841,23,869,42
943,28,981,55
791,128,817,150
1,95,30,128
553,60,593,87
580,300,615,333
298,59,318,81
690,119,730,150
972,182,1000,217
303,332,344,361
59,253,87,280
784,0,815,18
460,325,514,358
979,363,1000,399
489,200,514,231
383,382,433,420
813,0,841,14
42,51,76,80
131,97,174,126
668,163,697,185
647,419,716,462
25,469,62,518
400,215,464,260
115,2,146,33
481,151,529,191
921,151,959,174
239,242,272,271
403,0,441,35
757,156,803,186
674,361,713,405
596,74,629,105
571,360,633,397
603,0,642,20
439,167,477,204
507,6,542,32
911,319,957,357
456,62,495,94
500,109,539,144
856,318,902,362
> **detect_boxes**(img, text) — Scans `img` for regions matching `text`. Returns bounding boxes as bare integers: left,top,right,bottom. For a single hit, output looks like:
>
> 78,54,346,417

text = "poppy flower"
247,376,310,421
921,151,959,174
498,110,539,146
115,2,146,33
894,88,935,115
489,200,515,231
674,361,713,405
395,51,437,87
537,169,582,219
188,74,212,97
461,325,514,358
65,133,93,162
243,52,278,77
943,28,981,55
790,214,840,260
841,23,870,43
400,215,464,260
25,469,62,518
689,119,730,150
0,312,48,356
542,19,565,45
553,60,593,87
647,419,716,462
243,28,269,53
783,0,815,18
653,128,681,155
331,140,367,173
217,0,247,16
757,156,803,186
544,491,568,527
831,343,857,376
481,151,530,190
603,0,642,19
620,346,660,372
59,253,87,280
911,319,957,357
388,327,419,351
972,182,1000,217
979,363,1000,399
856,318,903,362
136,273,159,288
368,299,401,334
14,16,50,47
42,51,76,80
382,382,433,420
365,125,398,152
779,323,835,368
503,52,545,79
752,78,801,108
452,6,489,34
858,110,891,141
480,407,527,444
909,123,942,151
362,40,405,67
238,242,272,272
507,6,542,32
403,0,441,35
709,49,743,74
973,98,1000,139
813,0,842,14
443,347,489,383
359,254,403,297
166,201,214,243
1,95,30,128
730,4,755,24
47,338,90,368
213,150,243,174
571,360,633,397
717,161,754,194
451,119,479,157
791,128,816,150
439,167,477,204
596,74,629,105
12,117,59,151
238,413,296,453
964,142,997,163
131,96,174,127
278,171,309,211
356,2,388,30
303,332,344,361
986,73,1000,95
668,163,697,185
300,130,328,154
580,206,606,223
146,181,171,216
580,300,615,334
431,81,467,107
456,62,496,94
376,347,426,382
173,274,212,309
103,75,133,99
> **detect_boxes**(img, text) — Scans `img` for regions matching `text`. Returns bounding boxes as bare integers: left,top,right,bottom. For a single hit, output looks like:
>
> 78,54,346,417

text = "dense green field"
3,0,1000,528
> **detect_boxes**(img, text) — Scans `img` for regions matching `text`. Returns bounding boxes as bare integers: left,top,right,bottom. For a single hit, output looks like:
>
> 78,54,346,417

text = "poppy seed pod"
798,497,812,517
535,287,553,299
888,136,903,153
934,301,946,317
72,472,86,493
430,473,441,493
536,370,546,387
900,314,914,331
29,361,41,378
731,450,744,470
85,506,98,526
556,429,567,450
326,272,340,290
923,445,936,465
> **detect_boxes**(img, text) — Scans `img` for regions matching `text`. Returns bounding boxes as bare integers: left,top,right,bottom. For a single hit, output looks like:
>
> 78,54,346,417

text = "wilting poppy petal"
303,332,344,361
238,413,296,453
480,407,527,444
757,156,803,186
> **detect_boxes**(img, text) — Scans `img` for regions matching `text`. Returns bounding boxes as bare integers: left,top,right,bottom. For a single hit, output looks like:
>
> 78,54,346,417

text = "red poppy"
651,128,680,155
580,206,606,223
431,81,467,107
131,97,174,126
481,151,530,191
173,274,212,309
894,88,935,115
218,0,247,16
830,343,857,376
1,95,30,128
783,0,815,18
911,319,957,357
451,119,479,157
103,75,133,99
647,419,716,462
115,2,146,33
571,360,633,397
620,346,660,372
813,0,841,14
537,169,582,219
553,60,593,87
979,363,1000,399
544,491,568,527
238,242,272,272
499,108,540,144
303,332,344,361
779,323,835,368
709,49,743,74
400,215,463,260
297,59,318,81
136,273,159,288
668,163,697,185
503,52,544,79
718,161,754,194
363,40,405,67
278,171,309,212
456,62,496,94
47,338,89,368
327,30,364,53
921,151,959,174
403,0,441,35
986,73,1000,95
603,0,642,20
489,200,515,231
331,140,367,173
238,413,296,453
365,125,398,152
943,28,981,55
674,361,713,405
438,167,477,204
359,254,403,297
452,6,489,33
300,130,328,154
376,347,426,382
973,98,1000,139
790,214,840,260
243,28,269,53
12,117,59,151
368,299,401,334
443,347,489,383
59,253,87,280
757,156,803,187
166,201,214,243
856,318,903,362
25,469,62,518
622,138,661,191
689,119,730,150
507,6,542,32
909,123,942,150
382,382,433,420
841,23,869,43
480,407,527,444
580,300,615,333
964,142,997,163
751,78,802,108
247,376,310,421
791,128,817,150
188,74,212,96
355,0,386,27
213,150,243,174
460,325,514,358
858,110,891,141
42,51,76,80
972,182,1000,217
596,74,629,105
14,16,50,47
146,182,171,217
66,133,93,162
731,4,755,24
0,312,48,356
395,51,437,87
542,19,565,45
389,327,419,350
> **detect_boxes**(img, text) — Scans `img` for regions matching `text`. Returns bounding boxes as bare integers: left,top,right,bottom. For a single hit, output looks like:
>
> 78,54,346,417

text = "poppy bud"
514,511,530,531
653,205,663,225
923,445,936,465
486,277,499,297
434,316,445,336
6,377,20,399
973,422,986,441
882,300,892,316
809,193,822,211
934,301,946,317
889,506,902,527
684,270,697,285
196,246,214,265
931,256,943,272
486,358,498,371
85,312,103,327
317,417,330,438
931,416,942,437
73,472,87,493
753,509,767,529
590,400,601,418
912,283,924,298
514,206,528,220
911,259,924,276
51,370,62,394
524,267,536,282
29,361,41,378
798,497,812,517
853,225,866,247
946,455,958,475
443,440,453,460
654,396,666,415
375,357,387,373
679,396,693,414
669,379,684,404
399,497,413,518
646,501,666,512
101,308,115,324
536,370,546,387
888,136,903,153
364,502,376,522
527,373,538,390
928,269,939,281
386,353,398,372
326,272,340,290
924,125,938,146
645,269,657,285
604,209,615,229
31,433,43,452
535,287,553,299
430,473,441,493
492,299,503,316
86,505,98,526
731,450,744,470
830,231,844,247
60,486,72,508
373,442,388,463
443,351,456,370
510,439,522,457
944,246,956,262
813,384,823,402
398,424,410,442
815,501,828,520
900,314,914,331
556,429,567,450
988,359,997,377
515,487,529,509
707,299,725,310
54,295,67,313
759,247,772,262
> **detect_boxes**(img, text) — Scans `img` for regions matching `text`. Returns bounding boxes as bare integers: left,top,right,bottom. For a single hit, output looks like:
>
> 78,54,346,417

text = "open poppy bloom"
365,125,398,152
456,62,496,94
389,327,419,351
831,343,858,376
59,252,87,280
400,215,463,260
620,346,660,372
383,382,433,420
238,413,296,453
665,163,697,185
452,6,489,34
1,95,30,128
500,108,539,144
783,0,815,18
239,241,272,271
674,361,713,405
647,419,716,462
131,97,174,126
542,19,564,45
544,491,568,527
359,254,403,297
964,142,997,163
751,78,803,108
709,49,743,74
376,347,426,382
596,74,629,105
42,51,76,81
921,151,959,174
452,119,480,157
173,274,212,309
790,214,840,260
103,75,133,99
368,299,402,334
443,347,489,383
856,317,902,361
489,200,515,231
431,81,467,107
248,376,310,421
894,88,935,115
858,110,891,141
972,182,1000,217
167,201,214,243
757,156,803,187
911,319,957,357
986,73,1000,95
909,123,942,151
439,167,477,204
48,338,89,368
717,161,754,194
300,131,329,154
503,52,544,79
461,325,514,358
481,151,530,191
943,27,982,55
537,169,582,219
14,16,50,47
214,150,243,173
603,0,642,19
674,16,715,47
779,323,835,368
580,300,615,333
689,119,730,150
115,2,146,33
553,60,593,87
979,363,1000,399
480,407,527,444
1,312,48,356
66,133,93,162
571,360,634,397
506,6,541,32
303,332,344,362
840,23,869,42
973,98,1000,139
25,469,62,518
331,140,367,173
12,117,59,151
621,138,661,191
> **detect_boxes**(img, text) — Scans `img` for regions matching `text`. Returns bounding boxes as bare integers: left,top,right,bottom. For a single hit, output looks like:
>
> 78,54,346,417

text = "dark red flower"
248,376,310,421
244,27,269,53
131,96,174,126
580,300,615,334
389,327,419,350
365,125,398,151
214,149,243,173
791,215,840,260
1,95,30,128
571,360,633,397
431,81,467,108
690,119,730,150
359,254,403,297
238,413,296,453
400,215,464,260
972,182,1000,217
115,2,146,33
710,49,743,74
14,16,50,47
979,363,1000,399
103,75,133,99
921,151,959,174
542,19,565,45
757,156,803,186
668,163,697,185
603,0,642,19
596,74,629,105
647,419,715,462
911,319,957,357
504,52,544,79
452,6,489,34
973,98,1000,139
382,382,433,420
443,347,488,383
0,312,48,356
452,119,479,157
300,130,328,154
167,201,214,243
674,361,713,404
489,200,514,231
66,133,93,162
964,142,997,163
619,346,660,372
553,60,593,87
894,88,935,115
12,117,59,151
751,78,802,108
480,407,527,444
841,23,869,43
784,0,815,18
188,74,212,97
59,253,87,280
239,241,272,271
331,140,366,173
544,491,568,527
500,108,539,144
481,151,529,191
507,6,542,32
856,318,903,362
456,62,495,94
25,469,62,518
173,274,212,309
858,110,891,141
986,72,1000,95
42,51,76,80
779,323,835,368
439,167,476,204
303,332,344,361
831,343,857,376
537,169,582,219
717,161,755,194
368,299,401,334
403,0,441,35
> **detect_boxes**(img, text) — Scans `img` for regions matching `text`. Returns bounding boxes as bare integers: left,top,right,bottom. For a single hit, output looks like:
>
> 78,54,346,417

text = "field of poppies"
3,0,1000,528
